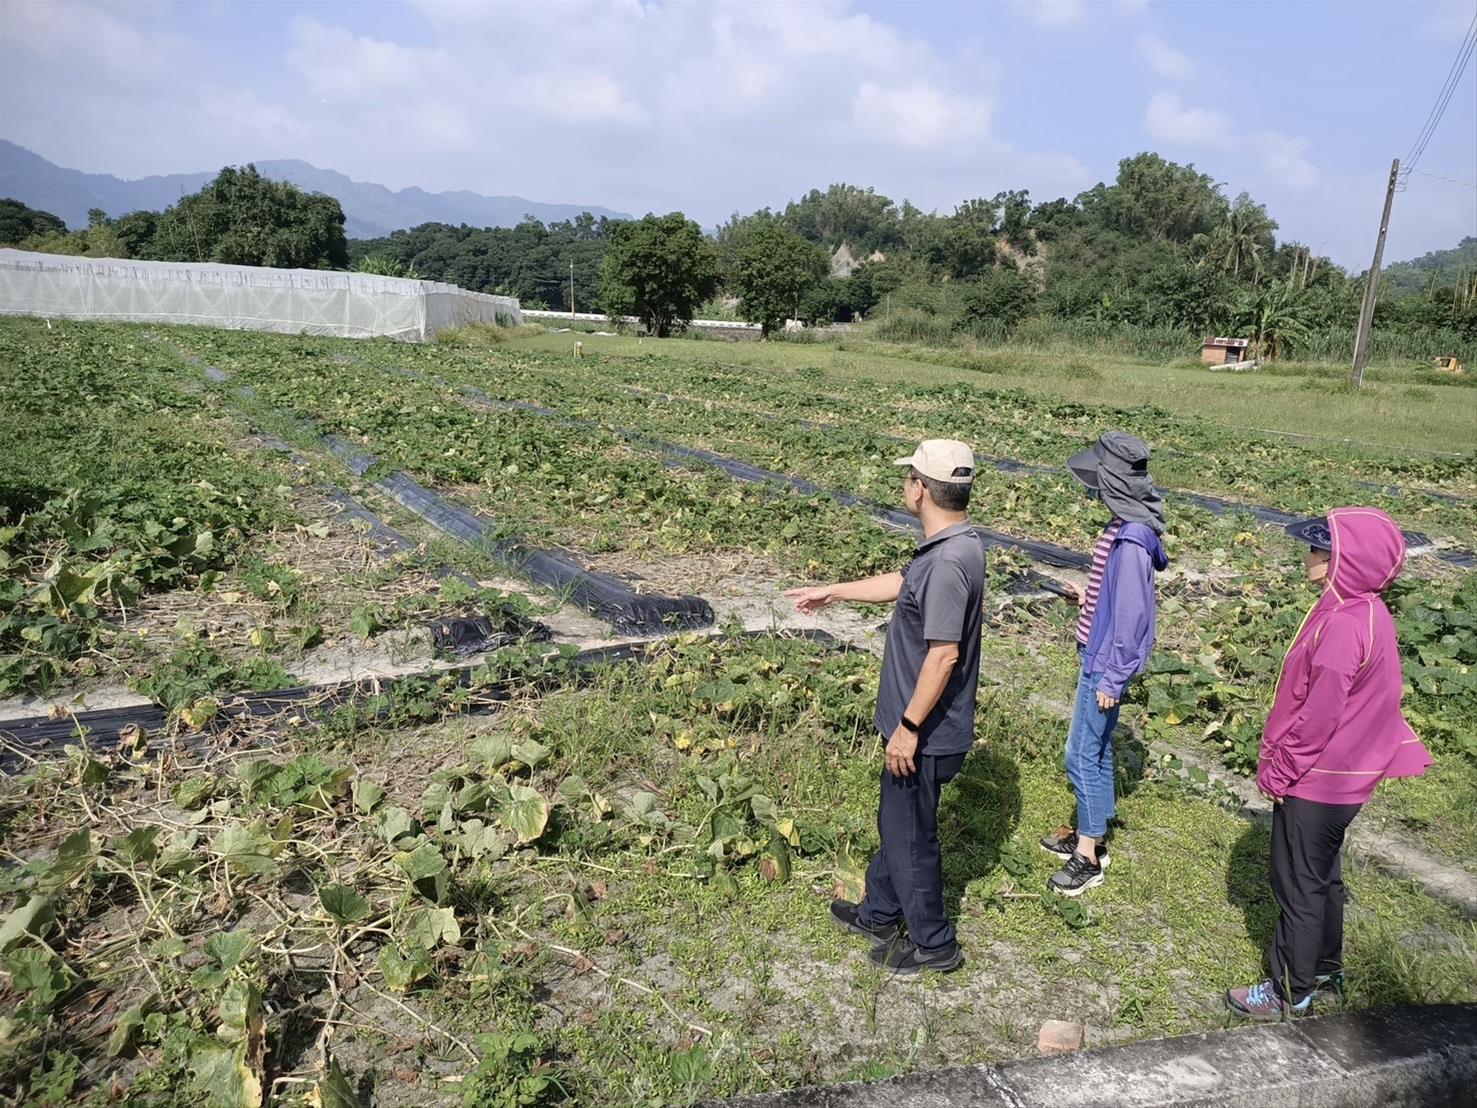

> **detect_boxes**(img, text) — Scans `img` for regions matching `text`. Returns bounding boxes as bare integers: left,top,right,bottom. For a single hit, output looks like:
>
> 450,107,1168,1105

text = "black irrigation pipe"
620,381,1475,507
417,373,1082,596
245,431,550,655
0,630,844,767
186,357,715,635
606,382,1473,566
318,435,716,631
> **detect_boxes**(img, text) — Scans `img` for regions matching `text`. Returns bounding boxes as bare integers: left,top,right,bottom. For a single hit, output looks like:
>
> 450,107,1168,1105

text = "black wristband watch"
900,715,921,734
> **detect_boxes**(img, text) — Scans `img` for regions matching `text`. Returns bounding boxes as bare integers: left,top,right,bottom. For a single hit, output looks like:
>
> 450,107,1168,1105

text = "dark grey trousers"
1269,795,1361,1002
857,751,967,951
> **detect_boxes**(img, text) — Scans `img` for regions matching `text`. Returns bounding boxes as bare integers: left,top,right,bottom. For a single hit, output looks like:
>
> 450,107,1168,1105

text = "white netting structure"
0,249,521,342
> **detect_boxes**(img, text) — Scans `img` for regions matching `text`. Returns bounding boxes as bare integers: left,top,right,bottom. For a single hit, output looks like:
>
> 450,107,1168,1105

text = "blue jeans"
1065,668,1120,838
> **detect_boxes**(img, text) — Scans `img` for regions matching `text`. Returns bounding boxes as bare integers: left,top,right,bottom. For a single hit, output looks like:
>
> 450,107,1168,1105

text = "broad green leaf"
420,781,452,821
107,996,155,1058
188,1037,263,1108
0,895,54,953
394,843,447,883
217,978,262,1041
510,738,552,770
39,828,96,892
452,818,507,862
375,805,417,846
758,836,792,883
311,1059,361,1108
114,825,163,866
378,945,431,993
174,774,220,809
455,779,498,814
211,821,283,876
6,948,71,1008
204,930,255,971
157,829,203,876
351,779,384,814
500,784,549,844
469,733,513,769
349,605,381,641
403,906,460,950
318,885,370,926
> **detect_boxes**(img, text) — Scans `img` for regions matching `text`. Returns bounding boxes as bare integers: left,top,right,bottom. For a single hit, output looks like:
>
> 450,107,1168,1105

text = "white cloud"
1144,91,1319,190
1014,0,1087,28
4,0,176,78
1144,90,1231,143
522,72,650,126
1253,130,1320,191
0,1,1089,232
853,81,992,150
1137,32,1193,80
286,17,444,98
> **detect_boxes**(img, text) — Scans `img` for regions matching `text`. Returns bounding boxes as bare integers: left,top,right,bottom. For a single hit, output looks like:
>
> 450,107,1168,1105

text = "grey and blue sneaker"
1047,852,1105,896
1039,826,1110,868
1225,978,1312,1020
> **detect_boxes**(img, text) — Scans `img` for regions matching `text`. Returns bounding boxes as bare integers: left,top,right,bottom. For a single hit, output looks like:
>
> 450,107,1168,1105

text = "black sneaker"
1038,827,1110,869
868,938,963,976
830,899,901,946
1047,852,1105,897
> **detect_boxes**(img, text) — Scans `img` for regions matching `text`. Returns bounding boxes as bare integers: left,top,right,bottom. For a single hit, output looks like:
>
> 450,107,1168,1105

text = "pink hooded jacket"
1257,507,1433,805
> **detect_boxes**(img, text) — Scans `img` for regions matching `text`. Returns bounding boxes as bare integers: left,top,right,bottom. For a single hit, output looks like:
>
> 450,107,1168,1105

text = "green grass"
7,636,1473,1106
514,329,1477,458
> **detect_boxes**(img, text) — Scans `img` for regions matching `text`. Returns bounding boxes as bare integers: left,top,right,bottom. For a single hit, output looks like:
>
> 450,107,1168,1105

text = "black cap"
1285,516,1333,551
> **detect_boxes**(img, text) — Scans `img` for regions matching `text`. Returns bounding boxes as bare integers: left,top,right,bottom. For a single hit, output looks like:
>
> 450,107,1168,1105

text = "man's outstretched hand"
885,724,918,778
784,585,836,613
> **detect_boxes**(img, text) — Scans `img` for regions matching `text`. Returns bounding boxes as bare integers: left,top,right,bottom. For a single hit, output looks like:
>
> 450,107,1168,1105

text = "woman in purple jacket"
1040,432,1169,896
1227,508,1432,1019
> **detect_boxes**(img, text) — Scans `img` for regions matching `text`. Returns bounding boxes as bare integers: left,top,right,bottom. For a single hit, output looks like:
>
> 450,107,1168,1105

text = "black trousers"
856,751,967,951
1268,795,1361,1002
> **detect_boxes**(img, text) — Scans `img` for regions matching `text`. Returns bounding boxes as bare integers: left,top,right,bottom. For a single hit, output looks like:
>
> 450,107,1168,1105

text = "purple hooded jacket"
1080,521,1170,698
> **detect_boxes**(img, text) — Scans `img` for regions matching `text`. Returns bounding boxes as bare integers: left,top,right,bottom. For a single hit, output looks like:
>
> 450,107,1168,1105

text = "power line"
1399,11,1477,184
1411,169,1477,190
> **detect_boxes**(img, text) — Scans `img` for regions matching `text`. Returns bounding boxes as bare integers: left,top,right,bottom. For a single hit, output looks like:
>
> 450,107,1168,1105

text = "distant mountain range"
1380,235,1477,295
0,140,629,239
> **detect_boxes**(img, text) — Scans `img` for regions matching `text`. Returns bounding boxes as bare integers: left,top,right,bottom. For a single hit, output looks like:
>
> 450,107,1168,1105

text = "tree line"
3,153,1473,358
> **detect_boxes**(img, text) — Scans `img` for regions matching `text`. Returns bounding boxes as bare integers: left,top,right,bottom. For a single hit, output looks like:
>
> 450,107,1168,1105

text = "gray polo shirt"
874,521,985,757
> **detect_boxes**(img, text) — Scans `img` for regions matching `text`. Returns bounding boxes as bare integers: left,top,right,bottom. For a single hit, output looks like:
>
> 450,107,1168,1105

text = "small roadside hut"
1201,336,1251,366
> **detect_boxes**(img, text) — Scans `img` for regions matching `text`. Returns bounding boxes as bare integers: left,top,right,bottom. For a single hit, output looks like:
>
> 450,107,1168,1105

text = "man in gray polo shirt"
785,440,984,974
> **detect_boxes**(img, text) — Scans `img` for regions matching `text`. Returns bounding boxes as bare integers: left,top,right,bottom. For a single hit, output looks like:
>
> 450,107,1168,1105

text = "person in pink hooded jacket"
1226,507,1433,1020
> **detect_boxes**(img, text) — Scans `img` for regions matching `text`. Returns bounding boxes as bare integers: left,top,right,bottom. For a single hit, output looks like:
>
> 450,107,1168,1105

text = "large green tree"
1078,152,1228,244
781,184,901,253
146,165,348,269
599,212,719,337
730,218,828,337
0,198,66,246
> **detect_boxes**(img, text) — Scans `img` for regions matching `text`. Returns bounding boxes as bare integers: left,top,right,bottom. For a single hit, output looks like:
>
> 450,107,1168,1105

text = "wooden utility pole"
1351,158,1399,388
570,261,575,317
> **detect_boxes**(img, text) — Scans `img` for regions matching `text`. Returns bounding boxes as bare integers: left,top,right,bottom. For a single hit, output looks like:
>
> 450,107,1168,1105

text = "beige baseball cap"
894,439,976,484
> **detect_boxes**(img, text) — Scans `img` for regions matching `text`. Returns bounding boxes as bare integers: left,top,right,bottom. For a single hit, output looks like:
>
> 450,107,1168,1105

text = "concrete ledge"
715,1004,1477,1108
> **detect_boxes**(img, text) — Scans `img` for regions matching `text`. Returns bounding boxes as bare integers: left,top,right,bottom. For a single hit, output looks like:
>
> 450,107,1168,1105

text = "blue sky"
2,0,1474,268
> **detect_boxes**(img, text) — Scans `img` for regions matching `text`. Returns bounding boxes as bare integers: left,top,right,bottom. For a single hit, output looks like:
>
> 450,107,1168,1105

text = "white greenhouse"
0,249,521,342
